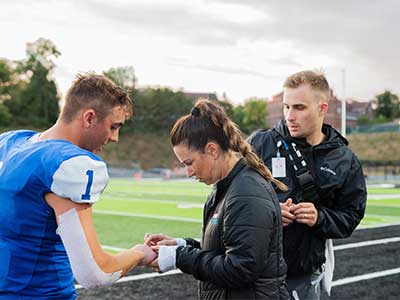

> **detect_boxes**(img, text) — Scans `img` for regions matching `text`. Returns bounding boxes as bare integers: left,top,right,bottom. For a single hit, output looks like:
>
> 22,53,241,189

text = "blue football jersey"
0,130,109,299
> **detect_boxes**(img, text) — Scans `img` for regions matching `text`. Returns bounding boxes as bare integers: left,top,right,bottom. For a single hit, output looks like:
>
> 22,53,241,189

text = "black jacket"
176,158,289,300
248,121,367,276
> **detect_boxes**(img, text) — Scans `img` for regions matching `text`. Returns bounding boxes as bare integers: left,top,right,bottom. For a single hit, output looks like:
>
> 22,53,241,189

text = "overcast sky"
1,0,399,103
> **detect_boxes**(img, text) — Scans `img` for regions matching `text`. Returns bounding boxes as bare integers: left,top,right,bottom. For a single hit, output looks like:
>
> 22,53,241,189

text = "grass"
367,188,400,195
94,179,210,248
347,132,400,162
93,178,400,250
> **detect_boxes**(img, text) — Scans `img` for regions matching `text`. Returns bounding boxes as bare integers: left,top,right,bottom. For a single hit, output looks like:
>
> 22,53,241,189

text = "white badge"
272,157,286,178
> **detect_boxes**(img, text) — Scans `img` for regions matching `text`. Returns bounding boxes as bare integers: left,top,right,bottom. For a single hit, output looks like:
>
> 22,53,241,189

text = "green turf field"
93,179,400,251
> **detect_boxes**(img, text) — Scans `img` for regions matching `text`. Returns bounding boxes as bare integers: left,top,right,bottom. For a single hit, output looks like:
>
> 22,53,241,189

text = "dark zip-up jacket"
175,158,289,299
248,121,367,276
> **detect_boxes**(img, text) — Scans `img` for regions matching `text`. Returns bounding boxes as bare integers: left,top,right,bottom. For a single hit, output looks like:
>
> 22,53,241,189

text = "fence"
347,123,400,134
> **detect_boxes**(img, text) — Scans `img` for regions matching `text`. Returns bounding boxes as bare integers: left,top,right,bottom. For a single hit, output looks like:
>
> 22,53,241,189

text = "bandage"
57,208,121,288
158,246,178,273
175,238,187,247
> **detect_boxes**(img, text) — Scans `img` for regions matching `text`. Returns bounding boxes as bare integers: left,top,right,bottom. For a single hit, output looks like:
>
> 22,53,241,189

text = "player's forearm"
94,249,144,275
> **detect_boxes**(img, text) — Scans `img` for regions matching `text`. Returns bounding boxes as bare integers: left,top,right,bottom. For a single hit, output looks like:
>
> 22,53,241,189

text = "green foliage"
103,66,136,91
0,59,19,105
358,114,391,126
4,38,60,127
10,64,59,127
237,98,268,134
375,90,399,120
0,59,14,126
0,59,13,86
0,103,11,126
216,99,235,119
347,132,400,163
131,88,193,133
23,38,60,72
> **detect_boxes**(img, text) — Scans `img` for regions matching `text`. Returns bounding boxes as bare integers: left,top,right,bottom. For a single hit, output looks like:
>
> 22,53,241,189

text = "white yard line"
333,237,400,250
358,222,400,230
75,267,400,290
102,237,400,253
368,194,400,199
92,232,400,290
107,190,208,196
332,268,400,287
93,209,202,223
102,245,127,252
75,269,183,289
101,196,203,205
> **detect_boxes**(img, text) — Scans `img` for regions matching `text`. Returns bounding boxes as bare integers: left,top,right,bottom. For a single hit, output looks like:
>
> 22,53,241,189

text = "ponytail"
222,117,287,192
170,99,287,191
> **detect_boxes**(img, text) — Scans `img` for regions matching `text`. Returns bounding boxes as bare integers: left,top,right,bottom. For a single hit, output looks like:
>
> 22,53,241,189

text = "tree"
103,66,136,91
0,103,11,126
131,88,193,133
6,38,60,127
375,90,399,120
0,59,15,126
239,98,268,134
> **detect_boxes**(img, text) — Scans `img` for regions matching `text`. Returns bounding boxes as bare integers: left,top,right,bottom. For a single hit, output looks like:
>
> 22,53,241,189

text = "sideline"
75,270,183,290
101,236,400,253
89,226,400,292
75,267,400,290
358,222,400,230
332,267,400,287
333,237,400,250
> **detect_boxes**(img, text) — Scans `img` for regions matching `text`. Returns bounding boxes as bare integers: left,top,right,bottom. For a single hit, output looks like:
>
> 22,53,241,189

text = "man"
0,74,155,299
249,70,367,299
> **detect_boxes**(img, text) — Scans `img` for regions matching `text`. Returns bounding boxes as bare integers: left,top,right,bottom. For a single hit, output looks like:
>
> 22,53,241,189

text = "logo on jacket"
211,213,218,225
320,166,336,176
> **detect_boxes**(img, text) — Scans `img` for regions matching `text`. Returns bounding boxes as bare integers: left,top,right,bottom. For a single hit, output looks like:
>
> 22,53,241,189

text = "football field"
92,179,400,249
77,178,400,299
92,179,208,249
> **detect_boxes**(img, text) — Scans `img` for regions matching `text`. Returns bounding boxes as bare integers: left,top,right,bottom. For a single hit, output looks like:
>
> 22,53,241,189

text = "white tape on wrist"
175,238,187,247
57,208,122,288
158,246,178,273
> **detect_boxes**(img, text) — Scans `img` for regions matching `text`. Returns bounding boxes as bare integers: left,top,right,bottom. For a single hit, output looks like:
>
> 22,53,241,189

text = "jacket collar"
274,120,348,148
215,157,247,191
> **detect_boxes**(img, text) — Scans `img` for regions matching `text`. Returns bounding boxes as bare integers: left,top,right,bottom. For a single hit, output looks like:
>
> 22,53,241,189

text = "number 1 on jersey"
81,170,94,200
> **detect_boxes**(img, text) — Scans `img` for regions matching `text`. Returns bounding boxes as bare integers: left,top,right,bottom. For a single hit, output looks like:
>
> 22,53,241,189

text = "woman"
145,99,289,299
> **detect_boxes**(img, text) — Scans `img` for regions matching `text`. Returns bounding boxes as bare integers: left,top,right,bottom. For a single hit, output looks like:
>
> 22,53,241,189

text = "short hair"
283,70,330,102
60,73,133,123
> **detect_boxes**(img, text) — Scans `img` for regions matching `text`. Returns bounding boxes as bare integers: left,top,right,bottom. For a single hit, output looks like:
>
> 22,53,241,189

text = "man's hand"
280,198,296,226
132,244,157,265
290,202,318,227
144,233,177,247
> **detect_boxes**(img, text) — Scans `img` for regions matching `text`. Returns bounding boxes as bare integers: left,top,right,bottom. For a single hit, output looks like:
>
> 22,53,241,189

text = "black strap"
278,139,320,203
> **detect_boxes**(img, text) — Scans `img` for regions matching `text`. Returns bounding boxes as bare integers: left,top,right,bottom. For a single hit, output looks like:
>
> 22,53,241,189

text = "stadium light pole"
341,68,346,137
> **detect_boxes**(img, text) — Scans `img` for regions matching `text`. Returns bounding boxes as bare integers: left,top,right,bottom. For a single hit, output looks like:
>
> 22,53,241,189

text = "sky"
1,0,399,104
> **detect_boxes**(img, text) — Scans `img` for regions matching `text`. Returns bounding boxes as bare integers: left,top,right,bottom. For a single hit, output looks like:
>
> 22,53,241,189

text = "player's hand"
148,258,160,272
280,198,296,226
144,233,177,246
290,202,318,227
132,244,157,265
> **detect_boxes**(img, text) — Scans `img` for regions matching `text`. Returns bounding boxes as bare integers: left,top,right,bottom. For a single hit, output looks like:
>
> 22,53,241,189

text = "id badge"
272,157,286,178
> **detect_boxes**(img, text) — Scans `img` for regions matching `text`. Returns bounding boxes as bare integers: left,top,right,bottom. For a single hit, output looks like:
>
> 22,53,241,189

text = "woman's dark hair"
170,99,286,191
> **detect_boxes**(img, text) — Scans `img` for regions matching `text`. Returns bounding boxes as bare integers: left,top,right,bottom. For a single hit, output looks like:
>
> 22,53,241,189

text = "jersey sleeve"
50,155,109,204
